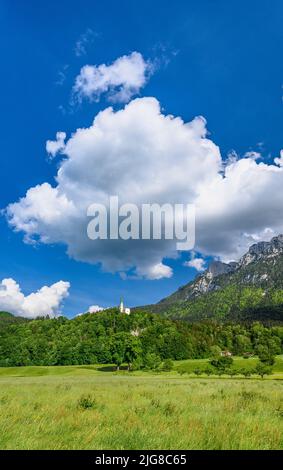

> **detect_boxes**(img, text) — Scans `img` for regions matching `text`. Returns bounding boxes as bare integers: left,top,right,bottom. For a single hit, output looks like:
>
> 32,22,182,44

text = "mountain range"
143,235,283,323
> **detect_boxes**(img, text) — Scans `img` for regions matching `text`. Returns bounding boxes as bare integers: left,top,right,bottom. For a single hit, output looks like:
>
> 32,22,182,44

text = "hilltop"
0,311,28,331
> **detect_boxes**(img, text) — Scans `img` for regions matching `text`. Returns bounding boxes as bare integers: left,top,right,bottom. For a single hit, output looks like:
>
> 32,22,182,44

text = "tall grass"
0,374,282,449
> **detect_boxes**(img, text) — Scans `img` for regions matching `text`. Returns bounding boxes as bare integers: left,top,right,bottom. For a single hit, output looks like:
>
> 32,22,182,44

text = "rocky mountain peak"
158,234,283,305
187,260,237,297
239,234,283,267
207,260,236,278
193,235,281,296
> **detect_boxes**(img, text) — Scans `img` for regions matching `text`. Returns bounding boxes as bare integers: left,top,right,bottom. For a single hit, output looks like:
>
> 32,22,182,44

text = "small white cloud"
274,149,283,167
244,151,261,160
73,52,153,103
74,28,97,57
184,257,206,272
55,65,69,86
137,262,173,280
150,42,179,69
225,149,239,166
46,132,66,158
77,304,106,316
88,305,104,313
0,278,70,318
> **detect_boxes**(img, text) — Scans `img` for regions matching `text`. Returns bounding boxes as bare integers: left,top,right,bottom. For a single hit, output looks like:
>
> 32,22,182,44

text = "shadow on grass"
96,365,129,372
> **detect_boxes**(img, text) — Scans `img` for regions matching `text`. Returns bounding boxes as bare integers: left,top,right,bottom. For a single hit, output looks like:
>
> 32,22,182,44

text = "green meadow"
0,357,282,450
175,355,283,377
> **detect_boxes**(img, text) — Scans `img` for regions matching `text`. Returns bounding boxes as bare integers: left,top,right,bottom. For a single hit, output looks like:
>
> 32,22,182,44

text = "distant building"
220,350,232,357
119,297,131,315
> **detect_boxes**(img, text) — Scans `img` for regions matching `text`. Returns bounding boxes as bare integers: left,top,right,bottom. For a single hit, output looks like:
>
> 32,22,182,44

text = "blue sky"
0,0,282,317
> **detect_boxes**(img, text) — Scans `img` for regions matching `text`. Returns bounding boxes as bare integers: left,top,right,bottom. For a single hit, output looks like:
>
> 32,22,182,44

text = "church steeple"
119,297,124,313
119,297,130,314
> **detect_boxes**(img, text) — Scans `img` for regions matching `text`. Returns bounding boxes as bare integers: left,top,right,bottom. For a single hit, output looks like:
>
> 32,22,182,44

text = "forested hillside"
146,286,283,322
0,309,282,367
0,311,28,331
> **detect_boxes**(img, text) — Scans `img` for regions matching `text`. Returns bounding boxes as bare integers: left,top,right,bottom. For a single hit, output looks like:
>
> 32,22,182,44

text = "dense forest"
0,310,282,368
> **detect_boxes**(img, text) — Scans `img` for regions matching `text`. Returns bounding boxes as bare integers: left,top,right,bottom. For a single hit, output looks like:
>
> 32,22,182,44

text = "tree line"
0,309,282,369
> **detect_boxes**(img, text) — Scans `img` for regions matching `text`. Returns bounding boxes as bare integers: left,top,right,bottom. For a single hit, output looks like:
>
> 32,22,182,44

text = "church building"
119,297,131,315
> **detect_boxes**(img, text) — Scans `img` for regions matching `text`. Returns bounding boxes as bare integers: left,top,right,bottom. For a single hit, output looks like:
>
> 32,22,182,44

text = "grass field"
0,358,282,450
0,355,282,378
175,355,283,377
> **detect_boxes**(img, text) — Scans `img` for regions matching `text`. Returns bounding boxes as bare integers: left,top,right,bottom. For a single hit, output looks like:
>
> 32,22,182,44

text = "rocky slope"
145,235,283,322
160,235,283,304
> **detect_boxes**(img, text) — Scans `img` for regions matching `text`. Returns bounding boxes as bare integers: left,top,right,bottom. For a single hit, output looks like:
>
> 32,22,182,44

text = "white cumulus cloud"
185,256,206,272
46,132,66,158
0,279,70,318
6,97,283,278
73,52,153,103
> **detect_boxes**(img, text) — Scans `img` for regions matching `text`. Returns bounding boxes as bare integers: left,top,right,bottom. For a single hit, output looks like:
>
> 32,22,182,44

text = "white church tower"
119,297,130,315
